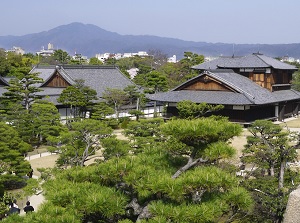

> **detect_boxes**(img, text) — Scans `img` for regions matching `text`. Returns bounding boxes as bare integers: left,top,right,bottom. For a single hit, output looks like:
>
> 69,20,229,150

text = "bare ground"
29,154,59,178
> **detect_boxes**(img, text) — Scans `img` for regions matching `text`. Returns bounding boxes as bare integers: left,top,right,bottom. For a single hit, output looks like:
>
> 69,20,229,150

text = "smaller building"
6,46,25,55
36,43,55,57
30,65,137,119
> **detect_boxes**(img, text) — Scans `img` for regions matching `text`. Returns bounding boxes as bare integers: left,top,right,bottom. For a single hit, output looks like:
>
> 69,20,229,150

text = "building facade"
148,53,300,123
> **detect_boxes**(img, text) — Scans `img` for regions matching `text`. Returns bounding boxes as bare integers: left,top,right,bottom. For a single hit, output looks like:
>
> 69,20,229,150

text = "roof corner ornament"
203,70,210,75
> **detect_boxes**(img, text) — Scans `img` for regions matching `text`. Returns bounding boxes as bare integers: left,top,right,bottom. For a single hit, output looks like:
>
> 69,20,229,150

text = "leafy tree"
0,122,32,188
148,49,168,70
0,50,33,77
89,57,103,65
104,57,117,65
102,88,129,118
101,137,131,160
2,67,44,110
129,110,144,121
240,120,299,222
169,51,205,82
124,118,165,151
242,120,298,188
291,64,300,91
10,116,253,222
53,49,70,64
91,102,115,120
50,119,113,167
37,54,57,65
136,63,153,75
29,100,65,146
124,85,140,106
57,79,97,119
123,85,146,120
134,71,168,93
0,68,46,143
57,85,83,118
177,100,224,119
180,52,205,72
115,57,135,70
90,102,119,128
0,49,10,76
160,116,242,178
158,62,184,88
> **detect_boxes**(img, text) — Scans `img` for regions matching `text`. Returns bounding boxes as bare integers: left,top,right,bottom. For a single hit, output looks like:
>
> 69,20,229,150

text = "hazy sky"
1,0,299,44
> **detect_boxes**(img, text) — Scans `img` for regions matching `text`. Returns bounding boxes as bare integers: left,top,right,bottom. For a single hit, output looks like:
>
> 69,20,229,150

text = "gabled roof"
30,65,137,102
60,65,136,99
148,69,300,105
31,65,75,87
0,77,10,95
0,76,9,86
192,53,297,70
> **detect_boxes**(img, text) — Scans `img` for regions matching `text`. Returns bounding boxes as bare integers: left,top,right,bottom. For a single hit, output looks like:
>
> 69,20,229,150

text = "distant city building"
204,56,218,62
167,55,177,63
281,56,300,63
123,53,133,58
6,46,25,55
48,43,54,50
72,53,88,63
114,53,123,60
95,51,149,62
137,51,148,57
95,53,112,62
37,43,55,56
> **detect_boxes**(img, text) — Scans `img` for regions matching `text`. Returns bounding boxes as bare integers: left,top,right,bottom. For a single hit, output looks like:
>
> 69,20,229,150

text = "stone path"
21,152,59,215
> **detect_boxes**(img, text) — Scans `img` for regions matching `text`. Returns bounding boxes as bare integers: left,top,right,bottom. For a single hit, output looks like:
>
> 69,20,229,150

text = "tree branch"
172,156,207,179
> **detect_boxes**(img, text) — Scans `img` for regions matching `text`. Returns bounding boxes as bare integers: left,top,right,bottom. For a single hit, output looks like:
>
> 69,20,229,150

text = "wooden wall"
248,69,292,91
182,76,231,91
44,73,70,87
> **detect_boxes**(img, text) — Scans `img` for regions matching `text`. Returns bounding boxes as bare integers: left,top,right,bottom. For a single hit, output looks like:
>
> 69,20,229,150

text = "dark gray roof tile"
148,90,253,105
30,65,136,101
149,69,300,105
193,54,297,70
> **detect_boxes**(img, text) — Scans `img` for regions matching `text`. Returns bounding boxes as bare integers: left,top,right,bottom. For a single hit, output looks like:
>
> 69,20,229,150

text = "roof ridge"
290,89,300,96
38,66,75,87
57,67,76,85
0,75,9,86
206,70,256,102
254,54,271,67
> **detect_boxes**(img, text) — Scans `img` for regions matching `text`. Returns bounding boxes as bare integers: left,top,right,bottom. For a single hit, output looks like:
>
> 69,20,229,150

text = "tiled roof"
272,89,300,102
0,76,9,86
0,87,7,95
61,66,136,99
193,53,297,70
148,70,300,105
147,90,253,105
30,65,136,101
256,54,297,70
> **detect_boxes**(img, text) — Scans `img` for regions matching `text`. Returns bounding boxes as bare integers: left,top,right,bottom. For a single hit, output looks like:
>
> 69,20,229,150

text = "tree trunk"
136,97,140,111
114,102,119,118
270,164,275,177
278,159,285,189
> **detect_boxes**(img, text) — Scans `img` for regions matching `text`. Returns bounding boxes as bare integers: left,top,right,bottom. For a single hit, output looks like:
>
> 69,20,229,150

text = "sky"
1,0,300,44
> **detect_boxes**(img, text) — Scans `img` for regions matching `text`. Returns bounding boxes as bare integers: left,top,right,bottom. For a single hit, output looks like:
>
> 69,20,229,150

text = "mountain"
0,22,300,59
